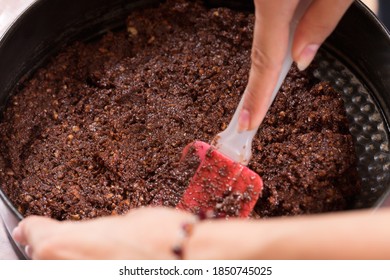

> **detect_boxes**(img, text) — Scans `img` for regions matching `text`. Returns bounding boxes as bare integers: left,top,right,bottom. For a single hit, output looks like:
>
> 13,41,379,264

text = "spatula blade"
177,141,263,218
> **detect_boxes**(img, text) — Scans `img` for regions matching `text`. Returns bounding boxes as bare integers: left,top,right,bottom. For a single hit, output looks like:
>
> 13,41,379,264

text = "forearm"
187,208,390,259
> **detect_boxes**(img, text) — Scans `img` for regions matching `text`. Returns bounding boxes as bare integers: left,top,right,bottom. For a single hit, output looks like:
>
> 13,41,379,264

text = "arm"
187,208,390,259
13,207,390,259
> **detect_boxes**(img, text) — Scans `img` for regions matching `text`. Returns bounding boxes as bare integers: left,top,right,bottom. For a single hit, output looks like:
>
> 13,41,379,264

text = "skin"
238,0,354,131
13,207,193,260
11,0,361,259
13,207,390,259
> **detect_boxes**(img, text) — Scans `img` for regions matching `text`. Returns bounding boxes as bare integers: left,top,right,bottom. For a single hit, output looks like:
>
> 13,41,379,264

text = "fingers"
293,0,354,71
11,207,197,260
12,216,61,259
239,0,299,131
12,215,122,259
13,216,60,247
240,0,353,131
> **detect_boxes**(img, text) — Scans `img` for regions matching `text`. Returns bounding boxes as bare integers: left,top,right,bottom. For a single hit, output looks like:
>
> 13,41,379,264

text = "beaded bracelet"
171,210,215,259
171,217,198,259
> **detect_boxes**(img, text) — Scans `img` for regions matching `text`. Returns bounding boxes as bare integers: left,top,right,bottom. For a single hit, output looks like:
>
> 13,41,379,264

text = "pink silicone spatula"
177,0,313,218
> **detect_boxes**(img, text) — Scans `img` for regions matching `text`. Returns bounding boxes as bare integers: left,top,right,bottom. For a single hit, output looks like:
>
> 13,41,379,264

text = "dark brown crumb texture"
0,0,360,220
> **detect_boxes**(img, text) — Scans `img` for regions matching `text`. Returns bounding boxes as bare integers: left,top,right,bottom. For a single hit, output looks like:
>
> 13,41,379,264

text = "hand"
12,206,390,259
238,0,354,131
12,207,195,259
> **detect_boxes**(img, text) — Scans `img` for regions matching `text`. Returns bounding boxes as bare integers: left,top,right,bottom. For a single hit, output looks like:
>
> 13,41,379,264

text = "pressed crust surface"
0,0,360,220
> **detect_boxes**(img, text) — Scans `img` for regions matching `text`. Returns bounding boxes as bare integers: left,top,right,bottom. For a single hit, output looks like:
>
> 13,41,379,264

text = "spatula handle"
213,0,313,165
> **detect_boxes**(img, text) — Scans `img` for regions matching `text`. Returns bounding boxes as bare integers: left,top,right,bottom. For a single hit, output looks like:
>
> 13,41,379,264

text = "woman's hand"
238,0,354,131
12,207,195,259
12,206,390,259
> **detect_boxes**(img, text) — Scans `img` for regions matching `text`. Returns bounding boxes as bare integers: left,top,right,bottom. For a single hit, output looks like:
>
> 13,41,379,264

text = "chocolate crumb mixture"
178,144,261,218
0,0,360,220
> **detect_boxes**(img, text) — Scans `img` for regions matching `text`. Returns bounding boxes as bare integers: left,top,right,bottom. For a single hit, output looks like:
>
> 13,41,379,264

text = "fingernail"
297,44,319,71
238,108,250,132
25,245,33,259
12,226,22,242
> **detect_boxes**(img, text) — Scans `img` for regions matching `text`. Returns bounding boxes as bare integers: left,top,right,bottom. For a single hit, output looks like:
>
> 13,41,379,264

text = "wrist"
185,219,262,259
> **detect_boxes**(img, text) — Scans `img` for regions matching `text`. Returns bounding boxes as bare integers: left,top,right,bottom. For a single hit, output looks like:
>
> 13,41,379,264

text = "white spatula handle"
212,0,313,165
